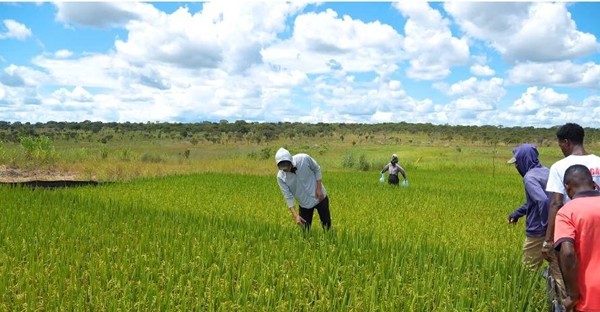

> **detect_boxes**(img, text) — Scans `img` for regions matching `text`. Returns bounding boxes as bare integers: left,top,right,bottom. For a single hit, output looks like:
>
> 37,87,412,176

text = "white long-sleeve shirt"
276,153,327,209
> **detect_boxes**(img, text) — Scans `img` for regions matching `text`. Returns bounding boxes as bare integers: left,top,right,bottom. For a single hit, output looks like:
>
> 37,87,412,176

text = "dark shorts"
388,174,399,185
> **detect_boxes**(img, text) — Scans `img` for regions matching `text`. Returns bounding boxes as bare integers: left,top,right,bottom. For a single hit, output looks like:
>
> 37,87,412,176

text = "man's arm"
545,192,564,242
315,179,324,201
557,241,579,310
509,203,527,223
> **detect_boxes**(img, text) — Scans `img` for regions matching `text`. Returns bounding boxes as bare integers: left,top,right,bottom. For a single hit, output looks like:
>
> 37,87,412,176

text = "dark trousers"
388,174,399,185
299,196,331,230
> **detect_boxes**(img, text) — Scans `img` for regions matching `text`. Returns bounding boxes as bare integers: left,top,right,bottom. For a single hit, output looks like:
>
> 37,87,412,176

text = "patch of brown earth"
0,165,80,183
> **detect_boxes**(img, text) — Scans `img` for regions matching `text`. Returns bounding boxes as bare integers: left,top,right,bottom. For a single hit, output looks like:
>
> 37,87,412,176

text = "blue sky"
1,2,600,127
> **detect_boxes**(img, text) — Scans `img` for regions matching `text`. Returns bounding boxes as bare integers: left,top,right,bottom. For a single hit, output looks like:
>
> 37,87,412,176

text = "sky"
1,1,600,127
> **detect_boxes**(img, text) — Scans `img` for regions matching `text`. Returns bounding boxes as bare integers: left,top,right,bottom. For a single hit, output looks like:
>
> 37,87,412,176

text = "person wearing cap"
380,154,407,186
275,147,331,230
553,164,600,312
506,143,552,270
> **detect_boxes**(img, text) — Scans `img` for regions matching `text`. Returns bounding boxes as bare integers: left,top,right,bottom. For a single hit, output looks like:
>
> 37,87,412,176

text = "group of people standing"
508,123,600,312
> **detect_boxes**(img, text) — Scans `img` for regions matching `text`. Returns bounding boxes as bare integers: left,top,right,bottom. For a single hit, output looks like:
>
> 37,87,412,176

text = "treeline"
1,120,599,146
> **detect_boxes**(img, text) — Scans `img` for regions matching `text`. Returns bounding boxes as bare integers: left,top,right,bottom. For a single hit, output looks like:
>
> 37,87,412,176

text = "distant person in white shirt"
541,123,600,305
275,147,331,230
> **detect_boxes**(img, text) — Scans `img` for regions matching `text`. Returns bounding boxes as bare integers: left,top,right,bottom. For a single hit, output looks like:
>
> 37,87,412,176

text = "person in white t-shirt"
541,123,600,306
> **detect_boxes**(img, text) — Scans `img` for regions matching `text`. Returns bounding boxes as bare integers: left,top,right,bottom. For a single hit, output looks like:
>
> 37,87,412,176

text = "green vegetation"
1,169,545,310
0,121,592,310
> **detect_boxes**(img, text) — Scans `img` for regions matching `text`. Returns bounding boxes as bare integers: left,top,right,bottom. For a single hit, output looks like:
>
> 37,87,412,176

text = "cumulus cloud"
445,2,599,62
262,8,403,74
52,86,94,103
394,1,469,80
442,77,505,112
114,2,303,73
0,64,47,87
509,86,570,114
470,64,495,76
54,49,73,59
0,19,32,40
54,2,156,28
508,61,600,89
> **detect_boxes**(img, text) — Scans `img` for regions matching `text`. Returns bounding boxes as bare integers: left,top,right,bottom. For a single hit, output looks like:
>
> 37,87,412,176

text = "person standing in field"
554,164,600,312
506,144,551,270
542,123,600,304
380,154,407,186
275,147,331,230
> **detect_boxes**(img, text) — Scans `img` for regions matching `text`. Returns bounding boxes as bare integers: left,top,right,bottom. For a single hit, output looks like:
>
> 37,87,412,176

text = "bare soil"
0,165,79,183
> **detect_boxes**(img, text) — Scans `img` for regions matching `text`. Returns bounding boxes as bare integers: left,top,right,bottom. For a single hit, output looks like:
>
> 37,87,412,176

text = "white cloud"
115,2,304,73
54,2,157,28
0,19,32,40
509,86,570,114
394,1,469,80
262,9,403,74
470,64,494,76
0,64,47,87
445,2,599,62
447,77,505,101
52,86,93,103
54,49,73,59
508,61,600,89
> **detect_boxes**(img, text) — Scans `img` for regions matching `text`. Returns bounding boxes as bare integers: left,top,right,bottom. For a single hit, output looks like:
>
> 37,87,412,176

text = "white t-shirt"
546,154,600,204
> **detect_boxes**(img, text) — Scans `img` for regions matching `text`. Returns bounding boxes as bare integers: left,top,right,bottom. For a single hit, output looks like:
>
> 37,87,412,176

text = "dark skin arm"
543,192,564,260
557,241,579,311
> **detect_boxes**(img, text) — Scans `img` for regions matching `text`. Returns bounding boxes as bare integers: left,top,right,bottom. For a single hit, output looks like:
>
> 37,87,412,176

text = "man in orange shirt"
554,164,600,312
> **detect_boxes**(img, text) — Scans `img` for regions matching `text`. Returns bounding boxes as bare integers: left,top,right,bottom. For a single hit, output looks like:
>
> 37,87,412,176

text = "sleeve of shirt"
381,164,389,174
277,176,295,208
553,207,576,251
306,155,322,180
546,163,564,194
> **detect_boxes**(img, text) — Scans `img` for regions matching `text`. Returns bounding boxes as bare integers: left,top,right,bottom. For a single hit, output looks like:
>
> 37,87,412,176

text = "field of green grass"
0,137,576,310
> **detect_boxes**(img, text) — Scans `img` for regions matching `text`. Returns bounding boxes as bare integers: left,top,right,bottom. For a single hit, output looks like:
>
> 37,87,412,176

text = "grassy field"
0,137,576,310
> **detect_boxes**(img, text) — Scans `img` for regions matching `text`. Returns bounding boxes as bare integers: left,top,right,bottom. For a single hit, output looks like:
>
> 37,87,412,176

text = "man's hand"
293,214,306,225
315,187,324,201
542,240,554,261
562,295,578,311
508,217,517,225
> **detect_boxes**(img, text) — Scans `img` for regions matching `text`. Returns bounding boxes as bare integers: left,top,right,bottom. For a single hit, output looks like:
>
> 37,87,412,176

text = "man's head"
275,147,295,172
507,143,540,177
556,123,584,157
391,154,398,164
564,164,595,199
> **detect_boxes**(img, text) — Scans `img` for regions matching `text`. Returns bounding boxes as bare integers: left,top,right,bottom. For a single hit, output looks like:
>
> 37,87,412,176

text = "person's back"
554,164,600,311
547,154,600,204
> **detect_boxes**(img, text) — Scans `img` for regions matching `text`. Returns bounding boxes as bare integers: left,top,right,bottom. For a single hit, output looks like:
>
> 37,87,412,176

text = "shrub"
19,135,55,162
357,154,370,171
342,153,355,168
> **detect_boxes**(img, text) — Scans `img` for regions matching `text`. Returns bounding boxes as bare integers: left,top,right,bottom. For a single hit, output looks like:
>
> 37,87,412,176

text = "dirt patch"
0,165,80,183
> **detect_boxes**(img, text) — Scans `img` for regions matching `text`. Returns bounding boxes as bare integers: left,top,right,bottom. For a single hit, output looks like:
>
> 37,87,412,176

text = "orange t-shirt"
554,192,600,311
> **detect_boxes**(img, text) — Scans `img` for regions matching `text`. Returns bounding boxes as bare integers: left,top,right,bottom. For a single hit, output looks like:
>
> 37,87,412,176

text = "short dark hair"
563,164,592,185
556,123,584,145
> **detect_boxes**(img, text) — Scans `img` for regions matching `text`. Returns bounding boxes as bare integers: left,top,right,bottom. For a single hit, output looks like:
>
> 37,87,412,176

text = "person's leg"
522,236,544,270
298,206,314,230
388,174,399,186
314,196,331,230
547,251,567,306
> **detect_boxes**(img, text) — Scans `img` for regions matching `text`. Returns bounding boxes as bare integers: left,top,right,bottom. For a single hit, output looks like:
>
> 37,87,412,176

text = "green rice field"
0,145,553,310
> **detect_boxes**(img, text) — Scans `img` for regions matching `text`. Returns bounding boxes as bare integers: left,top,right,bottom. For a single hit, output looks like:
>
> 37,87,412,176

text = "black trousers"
299,196,331,230
388,174,399,185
